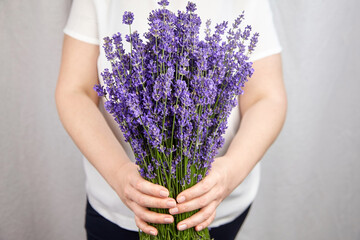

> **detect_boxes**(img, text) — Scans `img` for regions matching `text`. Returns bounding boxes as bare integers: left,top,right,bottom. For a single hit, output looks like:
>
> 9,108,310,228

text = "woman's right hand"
113,161,177,236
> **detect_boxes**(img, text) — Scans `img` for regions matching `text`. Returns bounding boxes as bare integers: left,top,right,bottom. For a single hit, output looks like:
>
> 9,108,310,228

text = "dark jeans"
85,199,251,240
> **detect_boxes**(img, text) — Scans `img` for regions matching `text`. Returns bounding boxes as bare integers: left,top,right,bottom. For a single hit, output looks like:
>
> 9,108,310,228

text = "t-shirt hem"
87,195,138,231
63,28,99,45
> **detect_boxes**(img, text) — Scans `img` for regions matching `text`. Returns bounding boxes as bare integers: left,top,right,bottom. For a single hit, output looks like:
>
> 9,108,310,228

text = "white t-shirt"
64,0,281,231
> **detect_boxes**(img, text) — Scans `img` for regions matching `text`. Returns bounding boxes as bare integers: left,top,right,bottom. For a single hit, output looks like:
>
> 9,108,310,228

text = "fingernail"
160,190,169,197
167,200,176,208
178,224,187,231
169,207,178,215
177,196,185,203
149,230,156,236
164,217,173,223
197,226,203,231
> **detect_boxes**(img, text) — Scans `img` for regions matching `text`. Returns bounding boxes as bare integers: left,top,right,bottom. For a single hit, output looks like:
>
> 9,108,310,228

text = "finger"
134,215,158,236
176,177,216,204
129,187,177,209
170,190,216,215
195,210,216,232
130,201,175,225
176,202,217,231
131,176,170,198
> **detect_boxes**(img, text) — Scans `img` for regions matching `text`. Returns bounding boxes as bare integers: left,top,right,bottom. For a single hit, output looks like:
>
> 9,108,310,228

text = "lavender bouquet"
94,0,258,239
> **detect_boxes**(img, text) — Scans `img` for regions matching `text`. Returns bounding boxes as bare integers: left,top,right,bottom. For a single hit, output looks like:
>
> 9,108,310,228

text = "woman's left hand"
168,155,244,232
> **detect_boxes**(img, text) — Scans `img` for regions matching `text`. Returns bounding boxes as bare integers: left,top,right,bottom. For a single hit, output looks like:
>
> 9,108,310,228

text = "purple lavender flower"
248,32,260,54
158,0,169,7
112,32,124,52
215,21,228,35
233,11,245,29
102,37,114,61
241,25,252,40
93,84,106,97
186,2,197,13
122,11,134,25
139,168,146,178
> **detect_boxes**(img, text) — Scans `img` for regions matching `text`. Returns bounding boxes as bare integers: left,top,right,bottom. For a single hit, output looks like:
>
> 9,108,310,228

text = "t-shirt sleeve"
63,0,99,45
239,0,282,62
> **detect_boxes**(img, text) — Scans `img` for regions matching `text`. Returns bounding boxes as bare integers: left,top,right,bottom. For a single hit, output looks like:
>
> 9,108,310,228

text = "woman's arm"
169,53,287,231
55,35,176,236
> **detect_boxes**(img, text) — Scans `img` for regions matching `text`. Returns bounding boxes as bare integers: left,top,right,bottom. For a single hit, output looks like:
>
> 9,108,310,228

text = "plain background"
0,0,359,239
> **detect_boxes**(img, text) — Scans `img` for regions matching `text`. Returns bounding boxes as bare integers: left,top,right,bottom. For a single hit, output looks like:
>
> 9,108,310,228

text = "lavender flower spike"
248,32,259,54
158,0,169,7
93,84,106,97
186,2,197,13
122,11,134,25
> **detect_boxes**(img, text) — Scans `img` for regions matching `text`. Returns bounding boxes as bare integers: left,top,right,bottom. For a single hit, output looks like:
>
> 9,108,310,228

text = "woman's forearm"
222,96,287,190
55,90,130,189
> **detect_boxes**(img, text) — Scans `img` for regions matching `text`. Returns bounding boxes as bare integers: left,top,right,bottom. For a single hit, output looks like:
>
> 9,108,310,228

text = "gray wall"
239,1,360,240
0,0,359,240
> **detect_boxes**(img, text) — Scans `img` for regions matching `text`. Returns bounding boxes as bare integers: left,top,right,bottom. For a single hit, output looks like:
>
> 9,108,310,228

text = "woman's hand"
113,161,177,236
168,156,243,232
114,162,176,235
